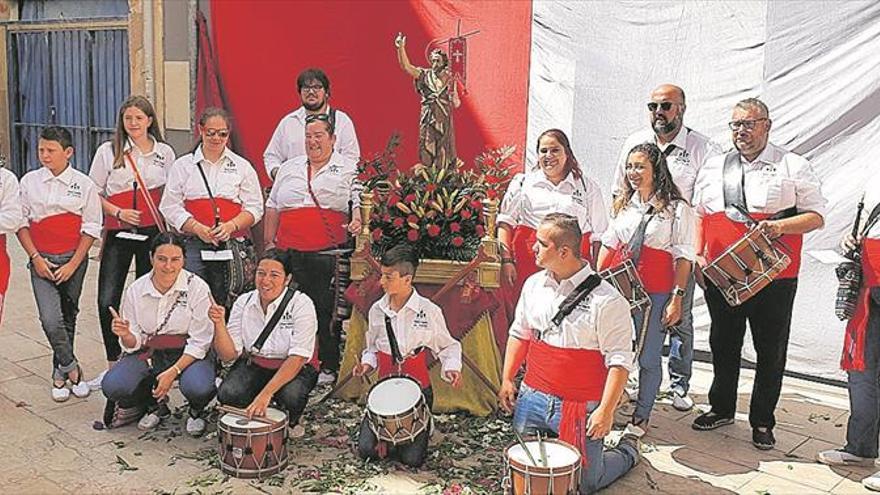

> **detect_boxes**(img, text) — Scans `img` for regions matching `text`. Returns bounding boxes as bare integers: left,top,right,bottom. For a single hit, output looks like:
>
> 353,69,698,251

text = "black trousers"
285,250,339,372
97,227,158,361
217,358,318,426
704,278,798,429
357,386,434,468
184,237,229,308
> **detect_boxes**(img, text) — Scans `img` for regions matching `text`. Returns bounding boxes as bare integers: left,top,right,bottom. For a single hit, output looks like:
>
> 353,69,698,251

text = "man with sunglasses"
264,68,360,181
690,98,826,450
612,84,721,413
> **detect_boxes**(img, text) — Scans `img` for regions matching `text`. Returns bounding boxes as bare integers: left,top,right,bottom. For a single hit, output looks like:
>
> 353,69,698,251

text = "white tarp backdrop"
527,0,880,380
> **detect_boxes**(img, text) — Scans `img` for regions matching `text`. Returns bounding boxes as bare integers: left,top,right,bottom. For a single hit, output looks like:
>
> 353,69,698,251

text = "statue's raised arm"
395,33,420,79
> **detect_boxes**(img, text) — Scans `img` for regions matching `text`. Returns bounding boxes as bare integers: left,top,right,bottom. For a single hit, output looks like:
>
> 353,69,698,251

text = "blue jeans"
634,293,671,421
668,274,695,394
845,293,880,458
29,252,88,376
512,383,637,494
102,349,216,413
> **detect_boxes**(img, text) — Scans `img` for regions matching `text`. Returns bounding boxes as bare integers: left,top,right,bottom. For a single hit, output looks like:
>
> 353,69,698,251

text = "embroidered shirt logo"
412,309,429,329
66,182,83,198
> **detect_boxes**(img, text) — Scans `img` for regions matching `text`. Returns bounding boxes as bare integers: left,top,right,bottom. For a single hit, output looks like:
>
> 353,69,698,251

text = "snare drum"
217,407,289,479
599,259,651,313
702,228,790,306
504,438,581,495
365,376,431,445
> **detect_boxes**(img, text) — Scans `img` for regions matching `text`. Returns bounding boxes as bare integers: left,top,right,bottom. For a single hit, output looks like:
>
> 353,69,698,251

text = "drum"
217,407,289,479
365,375,431,445
702,228,790,306
599,259,651,313
504,438,581,495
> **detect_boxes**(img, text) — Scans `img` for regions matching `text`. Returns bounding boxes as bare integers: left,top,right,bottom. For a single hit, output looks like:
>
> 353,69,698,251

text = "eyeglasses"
305,113,330,124
301,84,325,93
728,118,768,131
203,129,230,138
647,101,678,112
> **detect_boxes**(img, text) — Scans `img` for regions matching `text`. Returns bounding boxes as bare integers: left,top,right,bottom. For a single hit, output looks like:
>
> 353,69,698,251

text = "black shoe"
752,427,775,450
102,399,117,427
692,411,734,430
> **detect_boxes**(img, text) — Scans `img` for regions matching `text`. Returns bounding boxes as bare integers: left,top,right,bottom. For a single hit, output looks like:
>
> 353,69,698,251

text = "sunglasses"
204,129,230,138
305,113,330,123
728,118,768,131
301,84,325,93
647,101,678,112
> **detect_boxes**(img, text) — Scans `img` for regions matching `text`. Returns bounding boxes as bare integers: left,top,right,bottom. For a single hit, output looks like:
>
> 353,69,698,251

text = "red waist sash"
377,350,431,389
702,212,803,279
511,225,593,293
252,347,320,371
842,239,880,371
137,334,188,361
30,212,82,254
603,245,675,293
184,198,247,237
104,188,163,230
0,235,8,324
276,207,347,252
523,340,608,466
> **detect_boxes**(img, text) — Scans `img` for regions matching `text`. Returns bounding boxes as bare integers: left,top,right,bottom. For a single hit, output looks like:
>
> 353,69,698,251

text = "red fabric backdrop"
209,0,532,186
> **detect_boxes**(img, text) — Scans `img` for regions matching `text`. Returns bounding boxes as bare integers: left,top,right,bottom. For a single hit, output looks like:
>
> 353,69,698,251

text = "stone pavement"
0,239,876,494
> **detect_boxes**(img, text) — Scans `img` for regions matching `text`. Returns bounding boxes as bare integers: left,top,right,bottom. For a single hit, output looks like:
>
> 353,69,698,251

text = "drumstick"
537,431,548,467
513,428,539,467
216,405,277,425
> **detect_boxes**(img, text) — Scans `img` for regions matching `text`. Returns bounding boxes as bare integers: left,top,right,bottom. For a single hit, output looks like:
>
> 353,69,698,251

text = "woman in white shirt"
0,165,23,325
598,142,694,429
89,96,175,420
101,233,216,435
158,108,263,306
212,250,319,433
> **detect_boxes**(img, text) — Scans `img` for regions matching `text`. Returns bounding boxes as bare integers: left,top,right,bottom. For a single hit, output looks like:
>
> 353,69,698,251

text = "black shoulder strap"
722,151,750,223
384,314,404,364
624,204,655,264
550,273,602,327
195,161,221,227
251,284,299,353
328,108,337,130
862,201,880,237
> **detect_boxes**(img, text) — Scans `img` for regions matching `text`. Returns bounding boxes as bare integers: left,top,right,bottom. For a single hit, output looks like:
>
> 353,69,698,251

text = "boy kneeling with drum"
212,250,319,436
352,245,463,468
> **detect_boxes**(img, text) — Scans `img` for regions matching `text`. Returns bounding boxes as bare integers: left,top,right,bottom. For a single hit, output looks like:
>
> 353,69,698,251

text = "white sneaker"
864,472,880,492
186,416,206,436
87,370,107,391
51,385,70,402
70,380,90,399
817,449,874,466
137,412,162,431
289,424,305,438
317,370,337,385
671,391,694,411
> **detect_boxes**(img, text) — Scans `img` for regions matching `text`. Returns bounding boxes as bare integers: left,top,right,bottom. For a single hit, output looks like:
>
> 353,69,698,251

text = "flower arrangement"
357,136,516,261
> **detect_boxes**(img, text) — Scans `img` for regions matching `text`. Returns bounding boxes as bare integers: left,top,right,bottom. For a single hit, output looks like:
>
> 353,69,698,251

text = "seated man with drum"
691,98,826,450
352,245,463,468
101,233,217,435
212,249,319,436
498,213,641,494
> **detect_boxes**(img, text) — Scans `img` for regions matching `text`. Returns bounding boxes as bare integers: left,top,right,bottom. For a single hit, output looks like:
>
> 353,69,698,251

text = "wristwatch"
671,286,686,298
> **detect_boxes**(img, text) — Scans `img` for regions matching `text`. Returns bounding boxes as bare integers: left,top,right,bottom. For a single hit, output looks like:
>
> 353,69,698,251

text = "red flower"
449,222,461,233
393,217,405,228
407,229,420,242
357,172,370,182
427,224,441,237
444,208,453,217
451,236,464,247
487,189,498,200
386,193,400,206
470,199,482,210
426,183,437,193
371,228,383,241
382,213,391,222
407,214,419,225
460,209,472,219
404,193,417,203
476,225,486,237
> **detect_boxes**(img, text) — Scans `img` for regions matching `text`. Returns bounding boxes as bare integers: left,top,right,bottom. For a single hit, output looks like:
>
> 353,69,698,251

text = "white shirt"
19,165,103,239
159,146,264,231
601,195,696,261
263,106,360,179
89,139,175,196
119,269,214,360
362,289,462,374
613,127,722,203
498,170,608,236
227,288,318,360
510,265,634,371
692,142,827,220
863,179,880,240
267,153,362,213
0,168,23,235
